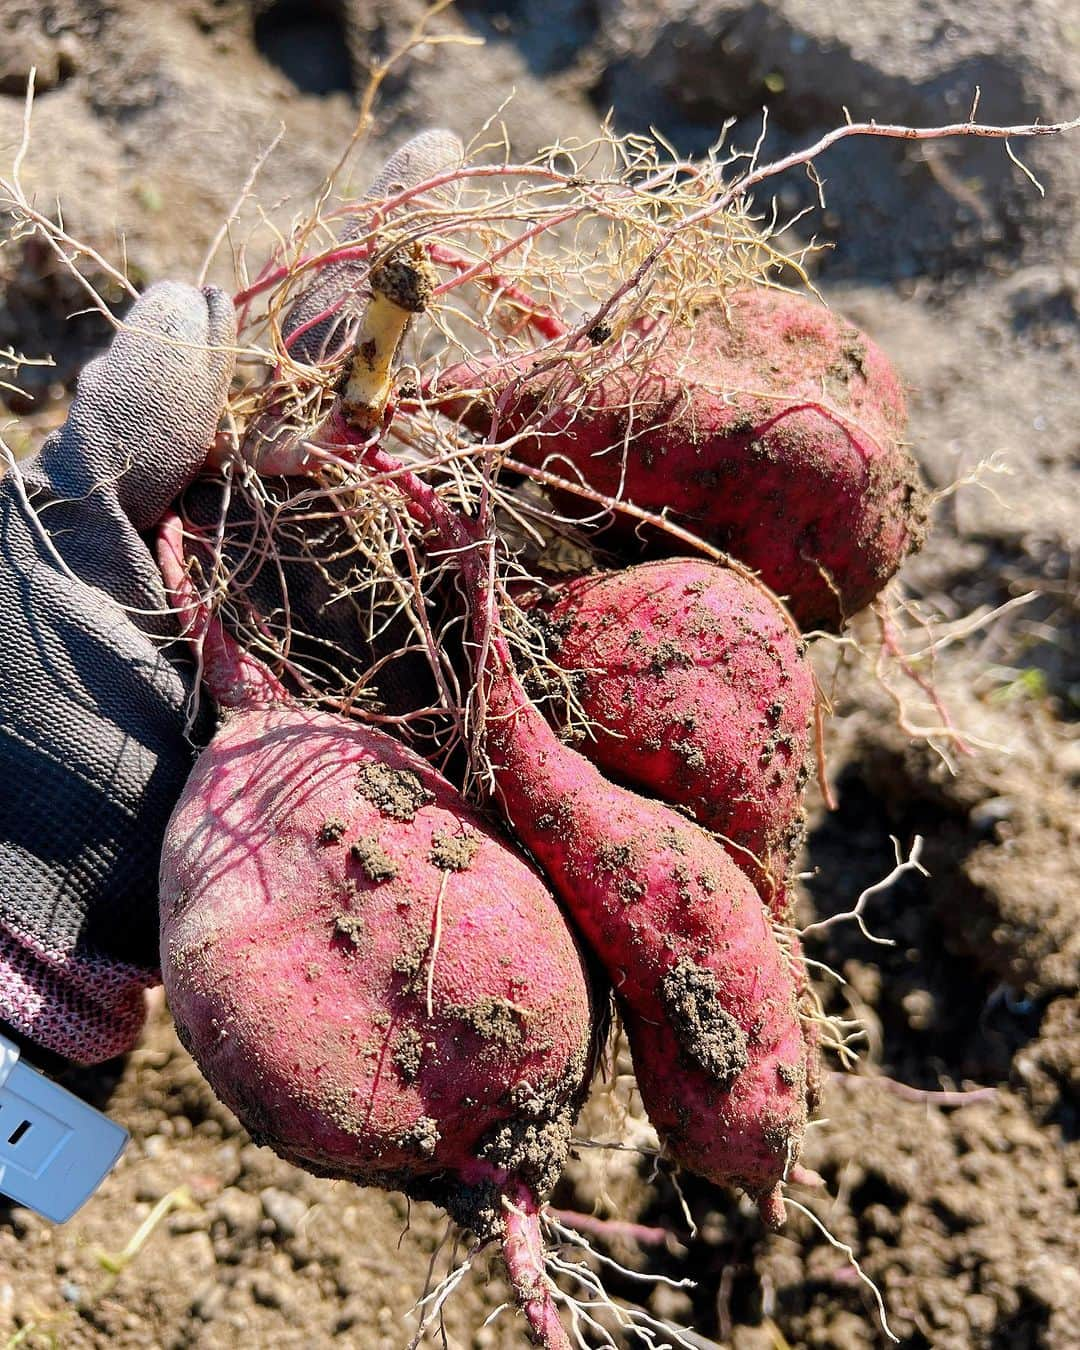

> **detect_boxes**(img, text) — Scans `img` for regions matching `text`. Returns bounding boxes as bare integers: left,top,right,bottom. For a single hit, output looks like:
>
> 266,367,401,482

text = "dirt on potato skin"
2,0,1078,1347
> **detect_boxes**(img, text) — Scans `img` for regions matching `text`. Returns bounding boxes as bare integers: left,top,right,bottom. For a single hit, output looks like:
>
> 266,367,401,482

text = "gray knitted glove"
0,282,236,1063
0,132,459,1065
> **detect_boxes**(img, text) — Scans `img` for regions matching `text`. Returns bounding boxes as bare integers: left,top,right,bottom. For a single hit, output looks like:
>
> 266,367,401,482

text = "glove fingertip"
200,284,238,352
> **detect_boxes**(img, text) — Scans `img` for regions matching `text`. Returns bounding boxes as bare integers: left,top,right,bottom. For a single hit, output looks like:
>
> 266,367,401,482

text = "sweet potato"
156,517,594,1350
435,287,927,631
524,558,815,904
476,655,812,1225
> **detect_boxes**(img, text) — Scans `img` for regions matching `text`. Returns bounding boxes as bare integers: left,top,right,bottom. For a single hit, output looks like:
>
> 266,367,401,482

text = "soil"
1,1,1077,1347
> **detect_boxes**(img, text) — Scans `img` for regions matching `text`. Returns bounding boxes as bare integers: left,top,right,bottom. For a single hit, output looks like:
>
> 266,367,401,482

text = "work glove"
0,129,462,1067
0,282,236,1064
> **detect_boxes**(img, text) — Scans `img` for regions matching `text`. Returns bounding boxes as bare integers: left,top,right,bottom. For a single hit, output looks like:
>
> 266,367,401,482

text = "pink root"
546,1206,677,1250
501,1186,570,1350
428,243,569,341
156,511,286,709
834,1071,997,1107
788,1163,826,1189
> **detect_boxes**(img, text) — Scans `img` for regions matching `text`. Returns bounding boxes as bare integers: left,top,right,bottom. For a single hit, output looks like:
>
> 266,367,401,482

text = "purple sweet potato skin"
526,559,814,901
159,704,593,1231
438,288,927,631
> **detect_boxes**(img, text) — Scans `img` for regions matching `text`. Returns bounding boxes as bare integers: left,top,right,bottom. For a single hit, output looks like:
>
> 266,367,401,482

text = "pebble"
211,1188,261,1233
650,1282,694,1324
169,1210,210,1235
238,1143,276,1178
969,795,1015,835
214,1142,242,1185
901,987,937,1031
191,1281,226,1322
260,1187,308,1239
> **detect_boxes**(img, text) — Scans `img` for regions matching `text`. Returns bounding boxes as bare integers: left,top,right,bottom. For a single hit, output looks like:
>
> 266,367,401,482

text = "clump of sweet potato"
436,287,927,631
320,427,817,1228
524,558,815,902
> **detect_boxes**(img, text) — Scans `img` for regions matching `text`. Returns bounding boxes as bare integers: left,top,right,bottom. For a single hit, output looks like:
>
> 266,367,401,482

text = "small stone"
169,1210,210,1235
901,987,937,1031
214,1142,242,1184
250,1273,284,1309
260,1187,308,1239
60,1281,82,1304
188,1173,222,1204
969,796,1016,836
212,1237,242,1265
211,1188,261,1233
191,1281,226,1322
237,1143,277,1179
650,1282,694,1324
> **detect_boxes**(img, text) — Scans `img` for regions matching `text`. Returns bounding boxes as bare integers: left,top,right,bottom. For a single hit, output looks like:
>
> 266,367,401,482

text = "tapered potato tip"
758,1182,787,1230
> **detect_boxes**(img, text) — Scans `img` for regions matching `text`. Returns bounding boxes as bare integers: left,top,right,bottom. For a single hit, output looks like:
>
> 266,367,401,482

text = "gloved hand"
0,282,236,1064
0,129,461,1069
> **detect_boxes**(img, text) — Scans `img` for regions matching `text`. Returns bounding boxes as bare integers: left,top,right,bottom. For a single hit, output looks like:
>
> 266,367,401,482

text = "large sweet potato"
436,287,927,631
156,516,594,1350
